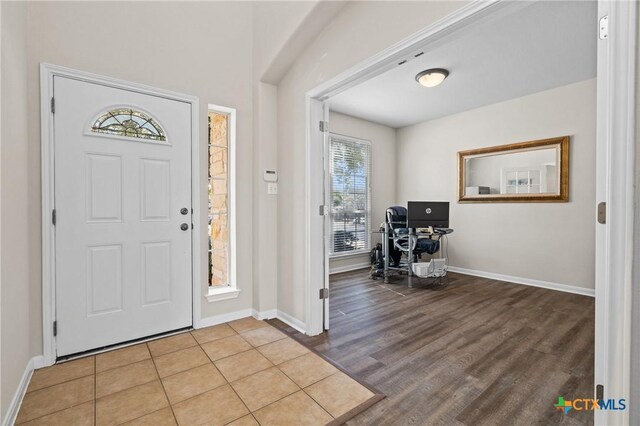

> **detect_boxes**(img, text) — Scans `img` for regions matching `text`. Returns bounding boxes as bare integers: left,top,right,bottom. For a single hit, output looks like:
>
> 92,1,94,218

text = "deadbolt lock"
180,207,189,215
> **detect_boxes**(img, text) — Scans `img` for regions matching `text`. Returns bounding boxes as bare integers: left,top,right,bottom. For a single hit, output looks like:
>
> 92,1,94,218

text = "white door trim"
304,1,637,420
305,97,326,335
40,63,200,366
594,2,637,425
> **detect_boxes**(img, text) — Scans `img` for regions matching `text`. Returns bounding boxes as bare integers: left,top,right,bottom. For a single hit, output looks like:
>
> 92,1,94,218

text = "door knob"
180,223,189,231
180,208,189,215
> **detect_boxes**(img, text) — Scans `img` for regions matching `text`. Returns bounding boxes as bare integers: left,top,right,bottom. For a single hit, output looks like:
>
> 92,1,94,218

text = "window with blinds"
329,134,371,256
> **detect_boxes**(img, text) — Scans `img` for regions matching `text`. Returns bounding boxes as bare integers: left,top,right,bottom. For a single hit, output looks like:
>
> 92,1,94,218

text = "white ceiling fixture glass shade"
416,68,449,87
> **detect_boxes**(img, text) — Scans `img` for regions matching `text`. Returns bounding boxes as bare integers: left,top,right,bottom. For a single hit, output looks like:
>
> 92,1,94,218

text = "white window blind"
329,134,371,256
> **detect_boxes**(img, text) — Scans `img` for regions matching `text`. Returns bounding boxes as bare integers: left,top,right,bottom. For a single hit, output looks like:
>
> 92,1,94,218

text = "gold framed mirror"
458,136,569,203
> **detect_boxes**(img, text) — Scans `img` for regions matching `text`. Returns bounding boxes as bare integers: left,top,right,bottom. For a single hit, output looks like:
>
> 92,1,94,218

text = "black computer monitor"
407,201,449,228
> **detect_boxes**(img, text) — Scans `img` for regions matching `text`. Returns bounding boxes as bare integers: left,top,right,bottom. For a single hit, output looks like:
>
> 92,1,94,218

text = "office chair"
385,206,440,267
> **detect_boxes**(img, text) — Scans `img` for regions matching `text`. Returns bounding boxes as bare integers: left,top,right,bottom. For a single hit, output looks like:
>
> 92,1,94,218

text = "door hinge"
319,205,327,216
52,209,56,225
51,97,55,114
597,202,606,224
599,15,609,40
319,288,329,299
53,321,58,337
596,384,604,400
319,121,328,132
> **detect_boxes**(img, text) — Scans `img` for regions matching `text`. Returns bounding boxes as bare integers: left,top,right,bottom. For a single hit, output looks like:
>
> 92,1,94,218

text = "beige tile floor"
16,317,375,425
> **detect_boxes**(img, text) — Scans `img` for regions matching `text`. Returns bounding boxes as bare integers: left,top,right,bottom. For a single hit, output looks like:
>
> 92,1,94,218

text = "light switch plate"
267,183,278,195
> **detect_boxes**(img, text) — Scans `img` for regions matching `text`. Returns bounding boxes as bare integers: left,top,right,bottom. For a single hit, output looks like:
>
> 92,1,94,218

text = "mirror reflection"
458,136,569,202
465,147,559,196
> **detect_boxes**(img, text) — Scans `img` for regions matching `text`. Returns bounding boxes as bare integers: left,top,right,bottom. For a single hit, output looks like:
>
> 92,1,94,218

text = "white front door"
54,76,192,356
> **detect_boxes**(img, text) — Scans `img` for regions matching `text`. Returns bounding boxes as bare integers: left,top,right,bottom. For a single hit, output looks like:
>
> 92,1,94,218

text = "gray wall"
396,79,596,290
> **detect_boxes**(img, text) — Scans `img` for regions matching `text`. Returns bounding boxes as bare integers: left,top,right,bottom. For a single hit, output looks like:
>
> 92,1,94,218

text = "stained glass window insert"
208,112,229,287
91,108,166,141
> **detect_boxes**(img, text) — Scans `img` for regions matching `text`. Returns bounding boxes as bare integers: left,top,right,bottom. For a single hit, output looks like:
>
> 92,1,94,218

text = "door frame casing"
594,2,637,425
40,63,201,366
304,2,637,422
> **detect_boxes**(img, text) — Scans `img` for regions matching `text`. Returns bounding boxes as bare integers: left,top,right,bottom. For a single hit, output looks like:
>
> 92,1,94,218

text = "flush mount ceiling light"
415,68,449,88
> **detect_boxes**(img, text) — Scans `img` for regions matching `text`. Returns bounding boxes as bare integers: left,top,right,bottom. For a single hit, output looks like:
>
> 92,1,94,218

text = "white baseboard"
252,309,277,320
329,262,370,275
197,308,254,328
448,266,595,297
3,355,44,426
276,310,307,333
198,308,279,328
198,308,306,335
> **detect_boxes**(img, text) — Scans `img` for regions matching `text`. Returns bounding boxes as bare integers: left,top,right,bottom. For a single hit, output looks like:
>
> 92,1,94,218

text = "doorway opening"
304,1,636,425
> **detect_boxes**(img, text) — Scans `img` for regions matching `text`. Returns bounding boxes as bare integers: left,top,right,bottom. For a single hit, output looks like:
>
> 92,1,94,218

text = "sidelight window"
206,105,237,302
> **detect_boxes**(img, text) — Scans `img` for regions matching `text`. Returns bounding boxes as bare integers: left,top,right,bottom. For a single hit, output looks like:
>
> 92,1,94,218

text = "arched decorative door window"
91,108,167,141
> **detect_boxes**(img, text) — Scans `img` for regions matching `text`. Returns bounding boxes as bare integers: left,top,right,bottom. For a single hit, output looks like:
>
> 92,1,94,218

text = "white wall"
253,2,319,81
328,112,396,274
252,82,279,314
276,1,467,324
397,79,596,290
251,2,348,316
253,1,347,84
1,1,32,417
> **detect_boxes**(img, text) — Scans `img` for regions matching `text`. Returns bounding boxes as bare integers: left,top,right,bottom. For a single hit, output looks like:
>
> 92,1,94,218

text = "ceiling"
329,1,597,129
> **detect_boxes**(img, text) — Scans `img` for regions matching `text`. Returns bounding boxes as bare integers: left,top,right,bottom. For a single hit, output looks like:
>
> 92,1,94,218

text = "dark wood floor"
271,269,594,425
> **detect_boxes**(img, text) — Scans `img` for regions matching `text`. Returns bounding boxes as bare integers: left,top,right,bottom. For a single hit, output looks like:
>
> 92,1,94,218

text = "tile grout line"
301,387,336,422
272,361,337,421
149,341,199,359
227,334,340,420
143,330,272,421
19,320,291,425
147,342,180,425
299,372,344,421
121,407,173,425
96,381,175,426
248,413,261,425
24,371,95,396
206,328,287,368
14,399,95,425
216,340,317,426
15,366,97,424
162,322,296,423
30,353,159,398
197,338,257,425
